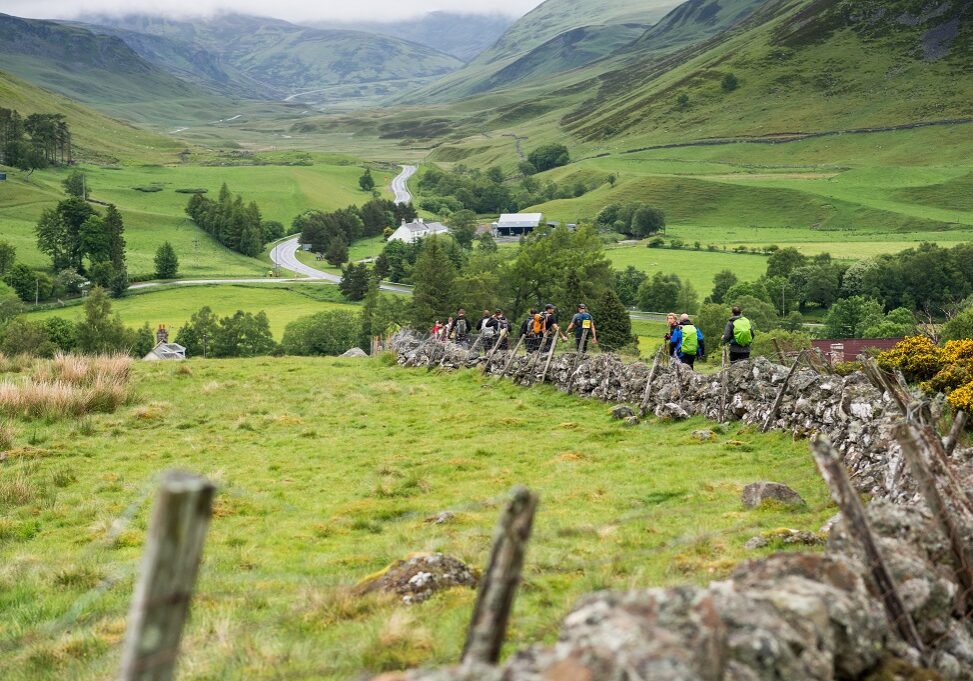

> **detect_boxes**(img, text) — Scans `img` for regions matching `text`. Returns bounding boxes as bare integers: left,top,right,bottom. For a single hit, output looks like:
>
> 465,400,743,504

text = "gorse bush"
878,337,973,415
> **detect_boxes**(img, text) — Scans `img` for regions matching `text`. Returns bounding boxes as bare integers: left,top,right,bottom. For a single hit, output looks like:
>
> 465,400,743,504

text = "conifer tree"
593,287,633,352
410,236,457,328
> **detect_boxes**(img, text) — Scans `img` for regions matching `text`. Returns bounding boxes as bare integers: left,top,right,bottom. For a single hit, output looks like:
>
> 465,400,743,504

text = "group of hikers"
429,301,754,370
431,303,598,354
664,306,755,367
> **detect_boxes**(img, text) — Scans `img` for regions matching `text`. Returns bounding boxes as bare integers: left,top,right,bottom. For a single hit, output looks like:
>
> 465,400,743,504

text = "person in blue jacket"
670,313,704,368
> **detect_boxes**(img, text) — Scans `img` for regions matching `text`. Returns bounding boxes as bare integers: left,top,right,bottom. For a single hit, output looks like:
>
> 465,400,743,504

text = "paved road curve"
261,165,417,293
391,164,417,204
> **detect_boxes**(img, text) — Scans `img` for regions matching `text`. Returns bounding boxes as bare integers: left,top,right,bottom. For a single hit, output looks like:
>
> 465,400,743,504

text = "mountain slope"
308,12,515,62
0,13,232,125
400,0,681,103
85,13,465,106
561,0,973,144
60,21,277,100
0,69,182,163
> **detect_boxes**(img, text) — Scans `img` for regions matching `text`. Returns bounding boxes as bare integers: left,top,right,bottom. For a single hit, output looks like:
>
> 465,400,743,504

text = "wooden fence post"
639,345,664,416
944,411,968,457
119,471,216,681
895,424,973,616
810,438,926,658
719,346,730,424
761,349,807,433
538,333,560,386
481,331,508,373
461,487,539,666
499,334,527,379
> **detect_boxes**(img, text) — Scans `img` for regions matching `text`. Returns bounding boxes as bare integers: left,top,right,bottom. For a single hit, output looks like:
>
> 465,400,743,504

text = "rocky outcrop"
357,553,477,605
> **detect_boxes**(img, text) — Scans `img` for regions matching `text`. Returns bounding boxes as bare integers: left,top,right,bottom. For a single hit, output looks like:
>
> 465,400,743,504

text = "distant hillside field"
0,159,392,279
27,283,357,337
0,356,831,679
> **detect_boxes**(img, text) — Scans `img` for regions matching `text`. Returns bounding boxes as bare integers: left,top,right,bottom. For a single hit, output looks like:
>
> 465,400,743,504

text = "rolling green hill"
402,0,680,103
0,69,182,163
60,21,278,101
0,13,233,126
85,13,465,108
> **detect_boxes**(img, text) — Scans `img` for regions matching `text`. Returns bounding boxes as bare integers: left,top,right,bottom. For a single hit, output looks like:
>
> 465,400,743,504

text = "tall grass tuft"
0,420,15,450
0,354,134,419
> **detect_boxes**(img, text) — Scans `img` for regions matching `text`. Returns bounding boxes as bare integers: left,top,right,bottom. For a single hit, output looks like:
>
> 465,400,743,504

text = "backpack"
455,318,468,336
680,325,699,356
531,314,544,336
732,317,753,347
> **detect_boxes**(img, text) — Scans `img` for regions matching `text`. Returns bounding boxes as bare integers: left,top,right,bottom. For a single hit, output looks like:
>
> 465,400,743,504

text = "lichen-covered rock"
356,553,477,604
341,347,368,357
610,404,634,420
742,481,807,509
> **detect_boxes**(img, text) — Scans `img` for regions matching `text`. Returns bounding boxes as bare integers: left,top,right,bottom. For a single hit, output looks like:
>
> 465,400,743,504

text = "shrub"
751,330,812,361
282,310,361,356
132,184,164,192
877,336,942,382
174,188,208,194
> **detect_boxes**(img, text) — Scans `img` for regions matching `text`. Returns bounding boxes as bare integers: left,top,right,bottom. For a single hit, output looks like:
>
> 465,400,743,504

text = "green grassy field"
27,284,356,338
0,356,834,680
606,245,768,300
0,160,392,279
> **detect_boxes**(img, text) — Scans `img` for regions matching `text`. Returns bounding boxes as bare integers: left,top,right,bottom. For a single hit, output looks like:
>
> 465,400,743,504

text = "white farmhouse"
492,213,543,237
388,218,449,244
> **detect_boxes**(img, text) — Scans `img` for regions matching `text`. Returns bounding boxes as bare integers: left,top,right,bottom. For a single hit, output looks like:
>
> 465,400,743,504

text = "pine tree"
410,236,457,328
154,241,179,279
359,168,375,192
325,235,349,267
593,287,633,353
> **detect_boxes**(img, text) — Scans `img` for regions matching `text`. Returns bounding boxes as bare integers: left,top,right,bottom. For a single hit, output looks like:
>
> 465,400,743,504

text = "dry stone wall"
385,332,973,680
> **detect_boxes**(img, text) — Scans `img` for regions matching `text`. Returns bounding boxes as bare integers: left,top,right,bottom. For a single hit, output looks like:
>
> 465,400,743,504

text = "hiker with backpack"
540,304,567,353
487,310,511,350
722,306,755,363
521,308,542,353
450,309,470,346
478,309,495,343
671,313,704,368
566,303,598,353
664,312,679,357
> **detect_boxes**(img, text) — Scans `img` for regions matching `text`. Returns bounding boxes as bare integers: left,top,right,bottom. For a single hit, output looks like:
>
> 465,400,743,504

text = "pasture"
0,356,833,680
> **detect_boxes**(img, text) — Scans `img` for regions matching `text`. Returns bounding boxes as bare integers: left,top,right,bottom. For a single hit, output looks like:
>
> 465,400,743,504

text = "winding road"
265,165,417,293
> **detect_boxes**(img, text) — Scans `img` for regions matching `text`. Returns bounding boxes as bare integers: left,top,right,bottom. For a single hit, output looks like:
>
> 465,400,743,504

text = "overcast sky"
0,0,543,22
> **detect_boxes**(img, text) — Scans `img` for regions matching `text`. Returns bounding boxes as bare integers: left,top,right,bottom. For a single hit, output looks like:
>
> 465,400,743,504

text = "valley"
2,1,973,679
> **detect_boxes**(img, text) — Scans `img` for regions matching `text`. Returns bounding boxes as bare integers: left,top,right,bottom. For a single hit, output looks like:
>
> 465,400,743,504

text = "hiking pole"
719,346,729,423
499,334,526,380
566,328,589,394
538,333,560,385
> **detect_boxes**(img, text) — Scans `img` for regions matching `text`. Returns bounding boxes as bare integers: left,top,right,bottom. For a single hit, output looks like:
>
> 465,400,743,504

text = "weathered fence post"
810,437,926,658
499,334,527,379
895,424,973,616
481,331,508,373
719,346,730,424
639,345,664,416
119,471,216,681
537,334,560,385
944,411,968,457
761,349,807,433
461,487,539,666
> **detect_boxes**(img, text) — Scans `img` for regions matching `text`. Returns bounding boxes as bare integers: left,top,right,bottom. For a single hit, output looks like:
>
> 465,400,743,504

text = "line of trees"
0,109,72,170
416,162,603,217
296,198,417,266
185,184,270,257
